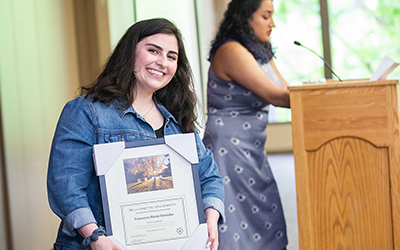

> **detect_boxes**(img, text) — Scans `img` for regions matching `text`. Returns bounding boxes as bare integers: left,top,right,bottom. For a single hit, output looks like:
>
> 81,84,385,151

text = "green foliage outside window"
329,0,400,80
269,0,399,123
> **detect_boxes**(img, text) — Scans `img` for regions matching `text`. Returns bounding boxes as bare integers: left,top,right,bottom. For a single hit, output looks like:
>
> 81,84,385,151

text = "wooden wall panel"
73,0,111,87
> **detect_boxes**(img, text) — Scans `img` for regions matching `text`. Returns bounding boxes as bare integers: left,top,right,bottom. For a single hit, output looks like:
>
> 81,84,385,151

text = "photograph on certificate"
123,154,174,194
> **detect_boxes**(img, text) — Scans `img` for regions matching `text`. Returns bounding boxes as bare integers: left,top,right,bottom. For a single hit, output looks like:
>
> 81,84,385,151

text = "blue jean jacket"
47,96,225,249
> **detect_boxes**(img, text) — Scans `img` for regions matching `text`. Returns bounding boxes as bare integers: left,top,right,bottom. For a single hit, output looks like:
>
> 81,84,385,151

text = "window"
329,0,400,80
269,0,322,123
269,0,400,123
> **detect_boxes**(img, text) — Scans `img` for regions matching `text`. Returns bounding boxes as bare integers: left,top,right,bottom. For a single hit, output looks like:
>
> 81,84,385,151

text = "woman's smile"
147,68,165,77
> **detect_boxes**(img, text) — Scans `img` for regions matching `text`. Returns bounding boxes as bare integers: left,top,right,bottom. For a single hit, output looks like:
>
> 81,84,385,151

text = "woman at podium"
203,0,290,249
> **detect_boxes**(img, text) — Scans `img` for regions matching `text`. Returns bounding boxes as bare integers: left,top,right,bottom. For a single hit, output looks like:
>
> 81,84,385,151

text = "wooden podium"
288,79,400,250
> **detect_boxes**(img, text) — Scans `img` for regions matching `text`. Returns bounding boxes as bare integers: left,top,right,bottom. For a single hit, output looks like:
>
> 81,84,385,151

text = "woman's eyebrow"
145,43,178,55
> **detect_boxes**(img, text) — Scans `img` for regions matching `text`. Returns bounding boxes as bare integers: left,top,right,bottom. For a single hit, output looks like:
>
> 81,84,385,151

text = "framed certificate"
93,133,208,250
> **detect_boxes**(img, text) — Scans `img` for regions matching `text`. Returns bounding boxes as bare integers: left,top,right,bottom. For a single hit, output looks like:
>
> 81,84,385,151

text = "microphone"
294,41,342,82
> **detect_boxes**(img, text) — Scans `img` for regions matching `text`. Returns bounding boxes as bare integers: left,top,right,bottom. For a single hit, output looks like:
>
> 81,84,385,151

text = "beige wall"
265,122,293,154
0,109,8,250
0,0,80,249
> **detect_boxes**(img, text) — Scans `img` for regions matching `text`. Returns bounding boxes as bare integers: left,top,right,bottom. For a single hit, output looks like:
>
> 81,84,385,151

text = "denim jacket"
47,96,225,249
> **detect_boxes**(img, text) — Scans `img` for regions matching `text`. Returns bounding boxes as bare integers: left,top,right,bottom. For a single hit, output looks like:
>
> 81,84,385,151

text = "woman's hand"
90,236,121,250
205,208,220,250
78,223,121,250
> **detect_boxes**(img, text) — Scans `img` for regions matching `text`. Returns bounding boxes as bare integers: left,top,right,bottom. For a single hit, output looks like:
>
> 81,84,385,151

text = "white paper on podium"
370,56,399,81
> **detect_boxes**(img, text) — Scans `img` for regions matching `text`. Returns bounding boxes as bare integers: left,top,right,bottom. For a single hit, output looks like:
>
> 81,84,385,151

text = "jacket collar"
113,96,178,124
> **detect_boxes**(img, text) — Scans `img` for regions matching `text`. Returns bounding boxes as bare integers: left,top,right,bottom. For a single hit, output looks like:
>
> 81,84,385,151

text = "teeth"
148,69,163,76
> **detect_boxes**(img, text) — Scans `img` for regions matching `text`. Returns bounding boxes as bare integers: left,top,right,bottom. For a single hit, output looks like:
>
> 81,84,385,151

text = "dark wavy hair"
81,18,197,133
209,0,274,64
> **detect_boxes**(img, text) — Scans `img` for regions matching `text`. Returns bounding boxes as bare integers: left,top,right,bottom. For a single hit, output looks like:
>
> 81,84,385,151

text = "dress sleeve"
47,97,97,237
194,133,226,224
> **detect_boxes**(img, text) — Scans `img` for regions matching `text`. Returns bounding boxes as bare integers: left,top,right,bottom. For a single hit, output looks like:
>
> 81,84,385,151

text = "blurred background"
0,0,399,249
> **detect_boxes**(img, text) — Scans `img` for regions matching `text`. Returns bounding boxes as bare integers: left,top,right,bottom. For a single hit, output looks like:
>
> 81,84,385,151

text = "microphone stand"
294,41,342,82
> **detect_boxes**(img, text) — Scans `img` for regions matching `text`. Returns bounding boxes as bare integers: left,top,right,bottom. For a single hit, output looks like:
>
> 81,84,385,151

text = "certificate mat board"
93,133,208,250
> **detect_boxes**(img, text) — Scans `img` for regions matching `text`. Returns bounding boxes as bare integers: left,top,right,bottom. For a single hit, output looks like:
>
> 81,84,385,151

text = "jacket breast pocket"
102,132,149,143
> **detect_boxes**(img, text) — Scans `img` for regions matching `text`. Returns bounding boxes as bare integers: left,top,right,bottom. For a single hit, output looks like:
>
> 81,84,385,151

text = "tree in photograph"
124,154,170,179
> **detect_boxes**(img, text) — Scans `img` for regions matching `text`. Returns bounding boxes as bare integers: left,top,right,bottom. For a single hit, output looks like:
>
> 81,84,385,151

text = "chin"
259,37,271,43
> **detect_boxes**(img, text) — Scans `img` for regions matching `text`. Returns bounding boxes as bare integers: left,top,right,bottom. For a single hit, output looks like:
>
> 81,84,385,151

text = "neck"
132,88,153,104
132,90,154,109
132,93,164,130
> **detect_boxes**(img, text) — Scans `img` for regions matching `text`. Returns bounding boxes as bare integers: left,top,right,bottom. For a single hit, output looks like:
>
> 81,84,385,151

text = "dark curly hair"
209,0,274,64
81,18,197,133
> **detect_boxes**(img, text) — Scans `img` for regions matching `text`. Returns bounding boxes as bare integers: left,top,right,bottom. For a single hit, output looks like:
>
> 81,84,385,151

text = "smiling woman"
47,18,225,250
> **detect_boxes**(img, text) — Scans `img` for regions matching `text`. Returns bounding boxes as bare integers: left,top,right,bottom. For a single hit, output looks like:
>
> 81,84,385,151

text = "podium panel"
288,80,400,250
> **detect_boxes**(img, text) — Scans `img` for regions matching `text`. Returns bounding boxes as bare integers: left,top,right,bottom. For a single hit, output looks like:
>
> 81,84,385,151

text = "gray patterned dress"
203,61,288,250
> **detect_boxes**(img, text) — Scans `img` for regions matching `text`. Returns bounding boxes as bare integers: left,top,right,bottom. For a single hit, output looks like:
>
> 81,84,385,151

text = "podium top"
288,79,398,91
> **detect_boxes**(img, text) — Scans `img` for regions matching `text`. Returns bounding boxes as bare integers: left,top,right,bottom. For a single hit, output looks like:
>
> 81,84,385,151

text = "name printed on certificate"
121,197,189,245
